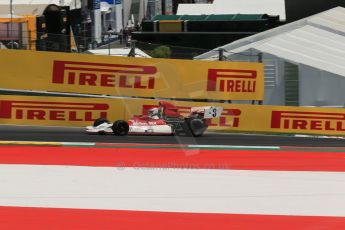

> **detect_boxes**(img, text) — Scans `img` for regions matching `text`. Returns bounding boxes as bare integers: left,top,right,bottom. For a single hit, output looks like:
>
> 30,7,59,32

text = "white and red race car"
86,101,223,137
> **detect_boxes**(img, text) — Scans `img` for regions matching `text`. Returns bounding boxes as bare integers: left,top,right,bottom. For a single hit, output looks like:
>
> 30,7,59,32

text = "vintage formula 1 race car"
86,101,223,137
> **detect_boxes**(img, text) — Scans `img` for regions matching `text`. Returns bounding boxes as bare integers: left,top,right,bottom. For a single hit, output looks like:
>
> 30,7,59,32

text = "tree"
151,45,172,58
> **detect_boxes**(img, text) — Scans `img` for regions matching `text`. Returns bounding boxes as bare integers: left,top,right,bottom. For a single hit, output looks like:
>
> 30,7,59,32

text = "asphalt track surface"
0,125,345,147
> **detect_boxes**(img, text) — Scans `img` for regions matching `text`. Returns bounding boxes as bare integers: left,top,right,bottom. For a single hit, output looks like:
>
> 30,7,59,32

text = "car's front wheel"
112,120,129,136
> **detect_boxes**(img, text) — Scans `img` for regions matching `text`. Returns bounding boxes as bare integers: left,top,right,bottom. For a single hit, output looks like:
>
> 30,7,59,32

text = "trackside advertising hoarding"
1,95,345,136
0,50,264,101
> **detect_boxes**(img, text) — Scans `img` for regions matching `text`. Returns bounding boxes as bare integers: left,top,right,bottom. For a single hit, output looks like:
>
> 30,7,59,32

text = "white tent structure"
195,7,345,107
123,0,148,28
177,0,286,20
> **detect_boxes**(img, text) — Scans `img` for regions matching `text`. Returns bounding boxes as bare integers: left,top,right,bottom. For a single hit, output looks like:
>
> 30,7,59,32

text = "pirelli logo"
207,69,257,93
0,100,109,121
52,61,157,89
271,111,345,131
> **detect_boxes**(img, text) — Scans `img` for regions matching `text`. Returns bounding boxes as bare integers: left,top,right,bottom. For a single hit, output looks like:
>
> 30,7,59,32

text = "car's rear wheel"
93,118,109,127
183,118,206,137
112,120,129,136
189,118,206,137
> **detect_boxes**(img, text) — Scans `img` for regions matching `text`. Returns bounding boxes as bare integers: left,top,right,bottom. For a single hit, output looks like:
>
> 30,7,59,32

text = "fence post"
128,40,136,57
28,30,31,50
108,31,111,56
218,48,224,61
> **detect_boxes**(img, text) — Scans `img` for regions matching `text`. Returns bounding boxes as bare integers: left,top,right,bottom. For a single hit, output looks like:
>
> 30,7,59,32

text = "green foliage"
150,45,172,58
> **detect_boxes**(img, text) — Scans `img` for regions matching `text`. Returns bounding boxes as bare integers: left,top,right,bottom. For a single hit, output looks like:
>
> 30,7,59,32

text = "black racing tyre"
182,118,206,137
188,118,206,137
112,120,129,136
93,118,109,127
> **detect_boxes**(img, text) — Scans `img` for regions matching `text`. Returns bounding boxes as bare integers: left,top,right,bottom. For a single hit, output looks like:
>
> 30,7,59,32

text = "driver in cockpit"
148,107,161,119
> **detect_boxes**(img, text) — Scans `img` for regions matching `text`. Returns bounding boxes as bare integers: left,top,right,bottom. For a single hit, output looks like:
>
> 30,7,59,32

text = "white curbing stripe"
1,165,345,216
295,134,345,139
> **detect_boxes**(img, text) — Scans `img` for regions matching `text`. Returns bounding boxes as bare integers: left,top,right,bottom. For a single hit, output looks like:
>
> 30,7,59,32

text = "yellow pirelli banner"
1,95,345,136
0,50,264,101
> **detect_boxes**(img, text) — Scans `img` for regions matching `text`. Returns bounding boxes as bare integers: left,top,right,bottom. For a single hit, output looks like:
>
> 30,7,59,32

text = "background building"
177,0,286,20
0,0,80,51
195,7,345,107
133,0,282,59
0,0,125,52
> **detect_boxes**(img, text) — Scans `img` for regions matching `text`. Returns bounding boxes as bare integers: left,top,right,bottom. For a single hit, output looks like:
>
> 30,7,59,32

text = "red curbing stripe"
0,206,344,230
1,146,345,172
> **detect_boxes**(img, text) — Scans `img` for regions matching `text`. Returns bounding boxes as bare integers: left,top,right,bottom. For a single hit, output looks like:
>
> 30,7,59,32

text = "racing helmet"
148,107,159,117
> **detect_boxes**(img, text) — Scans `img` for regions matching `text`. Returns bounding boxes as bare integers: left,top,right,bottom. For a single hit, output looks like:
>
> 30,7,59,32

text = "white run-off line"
0,164,345,217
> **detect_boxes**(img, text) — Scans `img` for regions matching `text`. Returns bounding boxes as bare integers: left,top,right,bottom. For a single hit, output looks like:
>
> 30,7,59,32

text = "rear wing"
191,106,223,119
